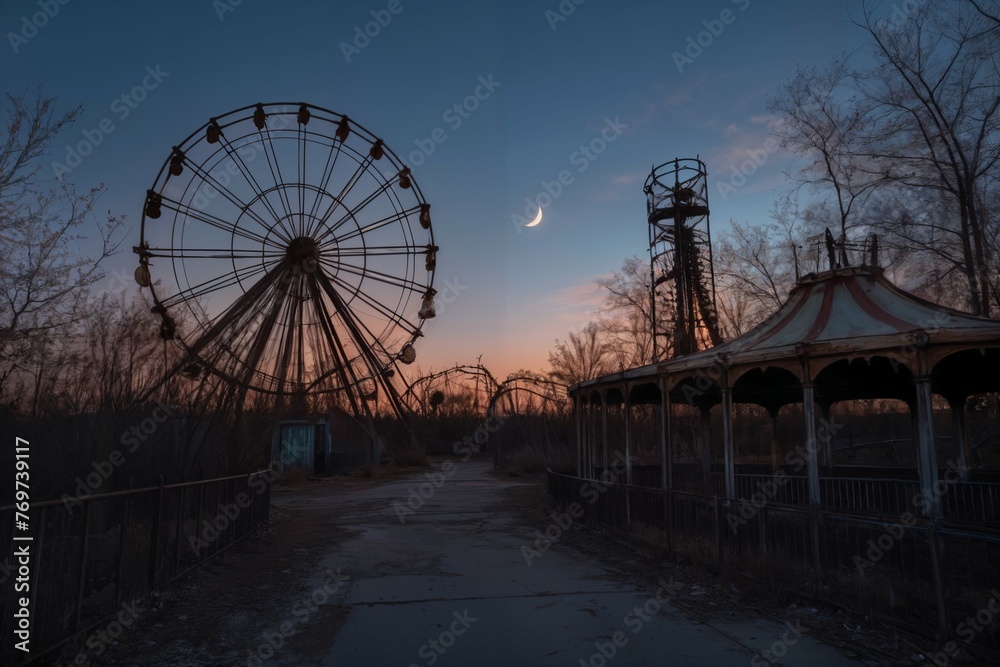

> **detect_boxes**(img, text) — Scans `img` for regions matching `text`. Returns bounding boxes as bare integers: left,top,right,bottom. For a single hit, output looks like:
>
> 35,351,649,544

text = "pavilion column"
951,398,970,481
601,392,609,473
802,382,824,584
802,384,821,506
624,387,633,485
721,387,735,499
914,376,941,517
660,378,671,490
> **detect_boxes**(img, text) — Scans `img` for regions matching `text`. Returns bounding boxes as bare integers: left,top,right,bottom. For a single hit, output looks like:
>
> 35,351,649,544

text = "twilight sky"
1,0,890,379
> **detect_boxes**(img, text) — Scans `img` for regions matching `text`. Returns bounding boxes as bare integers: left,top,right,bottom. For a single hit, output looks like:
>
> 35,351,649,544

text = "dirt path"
80,461,883,666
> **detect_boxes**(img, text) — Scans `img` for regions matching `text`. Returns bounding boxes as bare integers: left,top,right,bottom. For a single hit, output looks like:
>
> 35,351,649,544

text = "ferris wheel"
134,102,437,412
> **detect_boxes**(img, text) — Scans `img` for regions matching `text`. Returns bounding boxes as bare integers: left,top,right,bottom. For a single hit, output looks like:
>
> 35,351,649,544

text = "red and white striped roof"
573,266,1000,390
668,266,1000,370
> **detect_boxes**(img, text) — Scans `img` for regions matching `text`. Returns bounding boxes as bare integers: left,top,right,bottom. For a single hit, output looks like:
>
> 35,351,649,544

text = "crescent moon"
524,207,543,228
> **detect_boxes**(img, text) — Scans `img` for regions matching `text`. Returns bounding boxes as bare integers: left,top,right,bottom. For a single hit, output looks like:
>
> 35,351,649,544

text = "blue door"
276,423,315,474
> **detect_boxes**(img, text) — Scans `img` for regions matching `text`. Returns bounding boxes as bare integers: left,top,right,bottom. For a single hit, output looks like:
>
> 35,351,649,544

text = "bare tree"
594,256,656,370
766,2,998,315
0,86,124,395
714,210,799,336
768,58,884,239
547,322,612,386
850,1,999,315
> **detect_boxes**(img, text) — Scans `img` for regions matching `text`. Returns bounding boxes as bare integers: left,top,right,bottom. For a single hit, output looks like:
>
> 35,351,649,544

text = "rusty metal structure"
645,158,721,360
134,102,437,428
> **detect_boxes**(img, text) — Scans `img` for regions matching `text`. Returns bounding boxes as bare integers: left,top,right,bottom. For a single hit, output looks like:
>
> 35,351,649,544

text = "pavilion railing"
0,472,273,665
548,469,1000,661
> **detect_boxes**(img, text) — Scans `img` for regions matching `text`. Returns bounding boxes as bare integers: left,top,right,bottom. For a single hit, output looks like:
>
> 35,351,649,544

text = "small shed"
270,407,380,476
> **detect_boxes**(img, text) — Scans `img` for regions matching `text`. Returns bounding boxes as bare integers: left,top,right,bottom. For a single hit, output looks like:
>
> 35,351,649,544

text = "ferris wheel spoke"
321,176,399,240
306,130,346,230
319,256,425,294
305,311,344,391
327,271,422,335
321,204,421,246
182,262,287,360
214,132,288,232
295,282,307,389
332,244,428,258
270,277,302,393
297,125,307,237
304,276,367,407
308,155,373,239
321,275,401,362
331,156,375,213
260,125,295,228
314,270,392,379
232,274,291,389
160,261,276,309
163,196,283,247
145,247,285,261
183,161,285,239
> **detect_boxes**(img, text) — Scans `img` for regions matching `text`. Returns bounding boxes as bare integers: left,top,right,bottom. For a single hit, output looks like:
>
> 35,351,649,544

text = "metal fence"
0,472,272,665
548,469,1000,660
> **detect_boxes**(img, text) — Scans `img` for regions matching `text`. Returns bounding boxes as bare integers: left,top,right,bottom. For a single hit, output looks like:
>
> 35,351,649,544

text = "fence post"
759,504,768,559
810,505,824,587
927,519,949,639
115,497,130,606
665,490,674,554
148,476,163,589
175,486,185,574
714,496,724,567
74,501,92,633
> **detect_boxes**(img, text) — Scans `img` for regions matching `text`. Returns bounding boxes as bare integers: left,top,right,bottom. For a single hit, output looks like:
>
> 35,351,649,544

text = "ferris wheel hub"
286,236,320,273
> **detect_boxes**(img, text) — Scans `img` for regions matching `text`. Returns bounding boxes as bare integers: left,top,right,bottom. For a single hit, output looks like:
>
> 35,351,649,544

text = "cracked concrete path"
261,461,860,666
